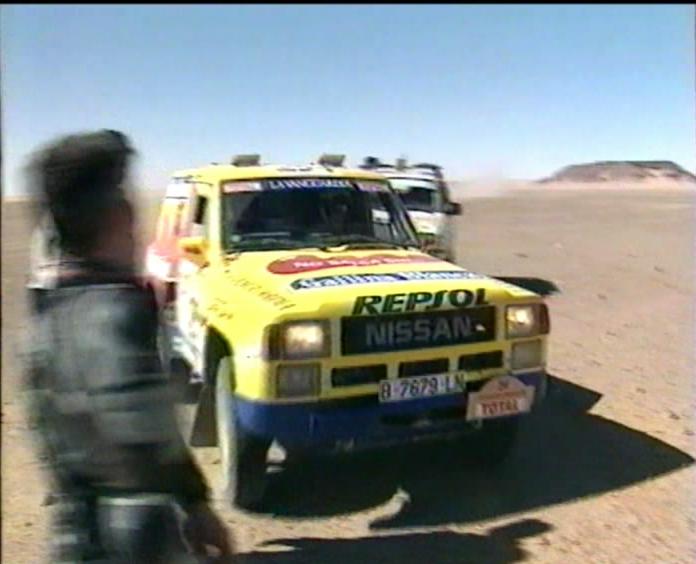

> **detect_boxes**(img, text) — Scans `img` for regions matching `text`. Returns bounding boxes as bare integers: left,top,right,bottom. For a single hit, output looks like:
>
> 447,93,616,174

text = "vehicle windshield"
388,178,439,213
220,178,420,252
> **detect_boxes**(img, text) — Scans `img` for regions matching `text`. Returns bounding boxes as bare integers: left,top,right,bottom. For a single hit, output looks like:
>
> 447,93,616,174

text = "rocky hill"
539,161,696,184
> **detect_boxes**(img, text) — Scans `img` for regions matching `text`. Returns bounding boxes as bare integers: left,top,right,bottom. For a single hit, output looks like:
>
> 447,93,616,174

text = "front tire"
215,357,270,510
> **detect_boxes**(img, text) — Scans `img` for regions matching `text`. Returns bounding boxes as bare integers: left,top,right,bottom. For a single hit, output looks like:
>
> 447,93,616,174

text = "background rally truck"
145,154,551,509
360,157,461,262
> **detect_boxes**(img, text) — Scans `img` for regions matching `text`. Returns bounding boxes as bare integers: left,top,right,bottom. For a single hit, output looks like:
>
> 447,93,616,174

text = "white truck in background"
361,157,462,263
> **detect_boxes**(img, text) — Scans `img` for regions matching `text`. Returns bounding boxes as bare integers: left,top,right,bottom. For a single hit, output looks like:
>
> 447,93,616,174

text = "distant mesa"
538,161,696,184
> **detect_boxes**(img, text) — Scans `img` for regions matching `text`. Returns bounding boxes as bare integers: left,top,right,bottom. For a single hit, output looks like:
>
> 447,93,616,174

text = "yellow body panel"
172,164,387,184
168,164,548,403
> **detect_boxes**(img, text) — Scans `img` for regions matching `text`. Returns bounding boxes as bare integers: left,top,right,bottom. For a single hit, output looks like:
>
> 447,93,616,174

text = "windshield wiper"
314,234,411,252
225,235,308,252
225,233,415,253
226,232,342,253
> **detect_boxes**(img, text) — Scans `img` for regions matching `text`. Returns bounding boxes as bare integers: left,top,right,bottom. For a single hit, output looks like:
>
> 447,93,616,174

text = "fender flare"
190,327,233,447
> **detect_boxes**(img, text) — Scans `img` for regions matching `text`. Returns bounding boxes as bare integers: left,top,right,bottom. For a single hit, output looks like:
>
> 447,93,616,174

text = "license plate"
379,372,467,403
465,375,535,421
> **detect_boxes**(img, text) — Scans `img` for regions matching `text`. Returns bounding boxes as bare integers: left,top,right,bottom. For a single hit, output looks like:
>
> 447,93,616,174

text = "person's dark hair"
27,129,135,256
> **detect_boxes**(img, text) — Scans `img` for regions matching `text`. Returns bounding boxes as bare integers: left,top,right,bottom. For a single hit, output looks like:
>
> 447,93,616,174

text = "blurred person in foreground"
22,130,233,563
27,213,60,314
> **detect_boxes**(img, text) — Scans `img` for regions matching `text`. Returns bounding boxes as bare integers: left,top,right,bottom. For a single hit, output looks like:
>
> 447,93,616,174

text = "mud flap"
189,384,217,447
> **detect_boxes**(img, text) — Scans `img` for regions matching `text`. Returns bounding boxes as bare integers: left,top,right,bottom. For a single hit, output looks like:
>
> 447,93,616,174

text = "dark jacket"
24,260,209,510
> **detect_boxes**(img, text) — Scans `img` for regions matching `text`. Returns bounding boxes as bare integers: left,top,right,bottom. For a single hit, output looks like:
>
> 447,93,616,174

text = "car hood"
217,249,539,318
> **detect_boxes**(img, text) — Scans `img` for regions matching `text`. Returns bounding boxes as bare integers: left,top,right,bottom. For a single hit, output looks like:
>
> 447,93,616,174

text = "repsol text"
353,289,489,315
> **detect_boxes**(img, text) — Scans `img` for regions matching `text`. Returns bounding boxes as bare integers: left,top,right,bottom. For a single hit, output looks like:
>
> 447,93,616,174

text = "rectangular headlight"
511,340,543,370
506,304,549,339
276,364,320,398
267,320,331,360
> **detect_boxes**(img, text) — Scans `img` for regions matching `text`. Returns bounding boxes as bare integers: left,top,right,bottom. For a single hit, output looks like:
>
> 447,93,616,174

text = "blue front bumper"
234,371,547,451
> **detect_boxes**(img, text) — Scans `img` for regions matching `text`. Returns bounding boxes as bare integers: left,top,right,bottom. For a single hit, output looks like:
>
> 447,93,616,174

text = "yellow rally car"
146,154,550,509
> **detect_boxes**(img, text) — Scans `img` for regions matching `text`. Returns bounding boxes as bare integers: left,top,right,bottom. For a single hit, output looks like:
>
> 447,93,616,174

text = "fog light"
276,364,320,398
511,340,543,370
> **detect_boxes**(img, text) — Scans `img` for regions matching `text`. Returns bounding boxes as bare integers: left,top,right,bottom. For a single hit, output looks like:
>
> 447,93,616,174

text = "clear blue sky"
2,4,694,195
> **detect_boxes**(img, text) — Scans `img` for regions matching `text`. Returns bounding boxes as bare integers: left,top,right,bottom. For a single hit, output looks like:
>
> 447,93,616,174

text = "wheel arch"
188,325,233,448
204,325,234,387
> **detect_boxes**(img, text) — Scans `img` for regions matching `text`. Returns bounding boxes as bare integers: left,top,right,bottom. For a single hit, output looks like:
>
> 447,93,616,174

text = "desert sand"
2,182,695,563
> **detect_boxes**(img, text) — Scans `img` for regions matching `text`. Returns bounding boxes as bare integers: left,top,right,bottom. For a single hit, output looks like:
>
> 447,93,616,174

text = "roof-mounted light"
317,154,345,167
231,154,261,166
361,156,382,170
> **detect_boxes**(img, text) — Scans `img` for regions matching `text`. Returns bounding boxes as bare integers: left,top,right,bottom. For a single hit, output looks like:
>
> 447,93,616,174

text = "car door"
146,178,197,306
176,191,211,377
438,182,457,261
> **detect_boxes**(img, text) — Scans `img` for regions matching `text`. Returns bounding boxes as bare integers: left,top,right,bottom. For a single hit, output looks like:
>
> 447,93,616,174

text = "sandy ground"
2,183,696,563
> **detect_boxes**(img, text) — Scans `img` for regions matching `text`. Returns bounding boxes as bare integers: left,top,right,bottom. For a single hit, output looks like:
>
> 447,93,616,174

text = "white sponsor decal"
291,270,487,290
222,181,262,193
372,209,391,224
356,181,389,192
266,178,354,190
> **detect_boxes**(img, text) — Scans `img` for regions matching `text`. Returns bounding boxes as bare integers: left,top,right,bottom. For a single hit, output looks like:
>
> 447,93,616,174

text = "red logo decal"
267,254,439,275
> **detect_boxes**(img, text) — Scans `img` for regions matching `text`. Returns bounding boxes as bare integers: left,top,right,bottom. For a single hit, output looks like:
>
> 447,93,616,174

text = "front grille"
458,350,504,372
341,306,496,355
332,365,387,387
399,358,449,378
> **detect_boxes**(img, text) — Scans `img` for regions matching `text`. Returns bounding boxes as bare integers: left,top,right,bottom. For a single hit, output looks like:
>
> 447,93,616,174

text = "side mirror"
444,201,462,216
178,236,208,267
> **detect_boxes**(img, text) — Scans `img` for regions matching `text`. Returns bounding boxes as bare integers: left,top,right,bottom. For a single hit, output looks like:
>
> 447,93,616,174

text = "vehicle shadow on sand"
489,276,560,297
239,518,552,564
258,375,694,529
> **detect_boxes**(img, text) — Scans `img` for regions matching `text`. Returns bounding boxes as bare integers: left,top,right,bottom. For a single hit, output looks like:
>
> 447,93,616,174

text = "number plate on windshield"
379,372,467,403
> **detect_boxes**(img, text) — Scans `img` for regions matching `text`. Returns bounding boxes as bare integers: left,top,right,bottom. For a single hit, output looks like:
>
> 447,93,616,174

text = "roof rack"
413,163,441,170
412,163,444,179
317,154,346,167
359,157,446,180
231,154,261,166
